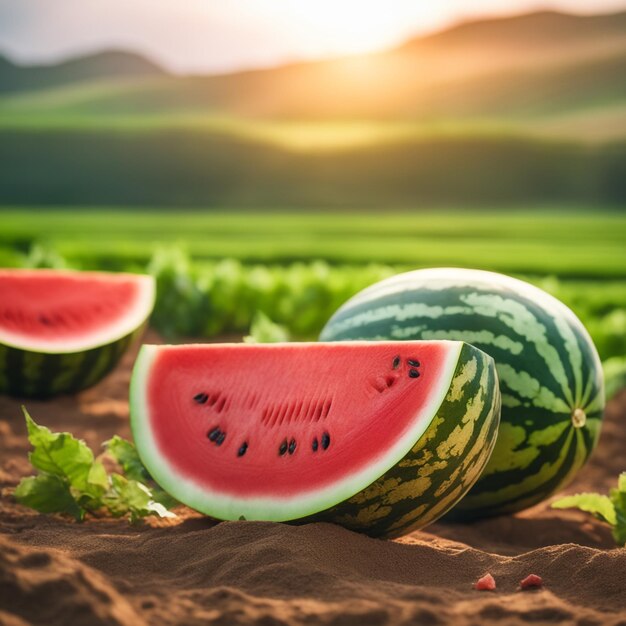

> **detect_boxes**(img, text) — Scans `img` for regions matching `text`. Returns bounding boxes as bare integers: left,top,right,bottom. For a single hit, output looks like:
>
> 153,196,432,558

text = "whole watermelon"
320,268,605,518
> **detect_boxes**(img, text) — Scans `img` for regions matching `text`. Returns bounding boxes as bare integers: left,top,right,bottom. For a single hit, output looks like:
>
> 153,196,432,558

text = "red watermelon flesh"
0,269,155,353
130,340,498,525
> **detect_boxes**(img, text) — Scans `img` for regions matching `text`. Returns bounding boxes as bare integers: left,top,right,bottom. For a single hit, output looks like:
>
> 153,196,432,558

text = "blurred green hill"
0,9,625,208
0,50,165,95
2,10,625,124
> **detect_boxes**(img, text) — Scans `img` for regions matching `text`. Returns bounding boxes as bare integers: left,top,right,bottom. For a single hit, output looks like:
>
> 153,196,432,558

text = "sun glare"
301,1,404,55
262,0,443,58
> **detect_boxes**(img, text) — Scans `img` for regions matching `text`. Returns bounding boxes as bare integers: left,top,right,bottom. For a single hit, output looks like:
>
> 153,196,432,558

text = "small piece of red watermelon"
474,573,496,590
520,574,543,589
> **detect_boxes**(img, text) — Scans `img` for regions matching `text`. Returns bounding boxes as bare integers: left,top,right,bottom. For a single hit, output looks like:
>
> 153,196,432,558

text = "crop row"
2,209,626,278
20,245,626,362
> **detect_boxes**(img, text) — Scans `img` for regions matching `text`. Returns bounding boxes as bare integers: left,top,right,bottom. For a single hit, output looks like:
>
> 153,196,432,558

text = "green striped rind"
320,268,605,518
130,341,499,532
0,324,144,398
300,344,501,538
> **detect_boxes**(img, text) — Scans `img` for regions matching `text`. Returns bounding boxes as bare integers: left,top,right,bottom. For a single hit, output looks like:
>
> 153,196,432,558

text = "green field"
1,208,625,367
2,209,625,277
1,128,623,208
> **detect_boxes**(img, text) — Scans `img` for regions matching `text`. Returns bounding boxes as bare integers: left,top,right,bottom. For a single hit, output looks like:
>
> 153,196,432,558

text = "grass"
1,107,624,147
2,126,626,208
2,209,625,278
2,208,624,360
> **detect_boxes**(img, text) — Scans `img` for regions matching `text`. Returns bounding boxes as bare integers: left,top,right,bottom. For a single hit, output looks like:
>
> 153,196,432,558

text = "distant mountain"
387,10,626,84
0,50,166,94
187,9,626,120
0,10,624,122
399,10,626,50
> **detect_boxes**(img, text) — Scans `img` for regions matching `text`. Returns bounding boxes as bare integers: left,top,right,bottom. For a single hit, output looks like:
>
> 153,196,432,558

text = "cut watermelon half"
131,341,501,537
0,269,155,397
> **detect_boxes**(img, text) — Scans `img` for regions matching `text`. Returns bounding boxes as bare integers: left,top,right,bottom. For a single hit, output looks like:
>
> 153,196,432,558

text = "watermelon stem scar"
571,408,587,428
130,340,501,538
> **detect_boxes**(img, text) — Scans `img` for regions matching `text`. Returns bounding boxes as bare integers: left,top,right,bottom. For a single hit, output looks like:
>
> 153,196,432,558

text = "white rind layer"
130,341,464,522
0,271,155,354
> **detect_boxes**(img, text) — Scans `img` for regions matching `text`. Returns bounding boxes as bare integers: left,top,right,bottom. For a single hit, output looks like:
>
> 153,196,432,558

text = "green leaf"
104,435,150,483
551,474,626,547
243,311,290,344
551,493,616,524
610,473,626,546
22,243,68,270
612,515,626,546
23,407,94,492
88,461,110,491
611,498,626,546
104,435,178,508
15,474,84,521
552,493,616,525
82,461,109,501
107,473,176,522
149,486,179,510
17,409,176,523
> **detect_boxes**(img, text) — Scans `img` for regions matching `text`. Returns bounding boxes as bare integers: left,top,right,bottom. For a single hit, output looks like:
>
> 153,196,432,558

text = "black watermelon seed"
279,440,288,456
288,438,297,454
321,432,330,450
207,427,220,441
216,432,226,446
392,355,401,369
409,369,420,378
194,392,209,404
237,442,248,457
407,359,420,367
312,438,319,452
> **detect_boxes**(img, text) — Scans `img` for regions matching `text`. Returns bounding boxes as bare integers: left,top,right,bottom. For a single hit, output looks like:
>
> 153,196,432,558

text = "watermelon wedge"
130,341,501,538
0,269,155,397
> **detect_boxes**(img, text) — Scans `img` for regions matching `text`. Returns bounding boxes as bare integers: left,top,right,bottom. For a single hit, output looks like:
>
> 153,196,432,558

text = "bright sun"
259,0,444,58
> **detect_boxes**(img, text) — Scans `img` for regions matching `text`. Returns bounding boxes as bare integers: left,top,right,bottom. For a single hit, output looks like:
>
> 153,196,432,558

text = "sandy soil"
1,332,625,626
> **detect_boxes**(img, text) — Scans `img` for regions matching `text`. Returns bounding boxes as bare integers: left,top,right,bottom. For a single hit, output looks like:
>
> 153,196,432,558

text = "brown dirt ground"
1,332,625,626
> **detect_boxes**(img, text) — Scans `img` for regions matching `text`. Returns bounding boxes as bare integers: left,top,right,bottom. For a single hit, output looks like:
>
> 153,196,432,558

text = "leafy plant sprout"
14,408,177,523
552,473,626,547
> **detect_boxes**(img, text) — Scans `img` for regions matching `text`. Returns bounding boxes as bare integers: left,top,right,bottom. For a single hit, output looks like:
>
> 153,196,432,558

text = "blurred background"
0,0,624,373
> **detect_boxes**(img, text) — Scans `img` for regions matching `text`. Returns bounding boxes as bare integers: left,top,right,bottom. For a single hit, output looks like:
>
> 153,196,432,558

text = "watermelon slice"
0,269,155,398
130,340,501,538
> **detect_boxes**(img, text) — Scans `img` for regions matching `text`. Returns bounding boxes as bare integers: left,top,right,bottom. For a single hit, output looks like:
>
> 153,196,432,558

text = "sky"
0,0,625,73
